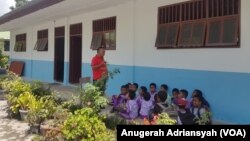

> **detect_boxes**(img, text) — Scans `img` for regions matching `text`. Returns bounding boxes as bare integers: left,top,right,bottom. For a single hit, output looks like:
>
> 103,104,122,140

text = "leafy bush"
62,108,115,141
61,96,82,113
36,106,69,140
104,115,127,130
79,83,108,112
1,72,31,97
17,92,36,111
0,50,9,68
144,113,176,125
93,68,120,95
31,81,52,97
5,94,19,114
27,96,57,126
156,113,176,125
195,111,212,125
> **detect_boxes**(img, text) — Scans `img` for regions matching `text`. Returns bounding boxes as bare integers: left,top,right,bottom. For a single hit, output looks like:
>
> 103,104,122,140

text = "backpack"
178,109,196,125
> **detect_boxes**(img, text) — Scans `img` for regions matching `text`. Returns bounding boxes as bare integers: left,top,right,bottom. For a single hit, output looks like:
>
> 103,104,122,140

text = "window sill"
156,45,240,49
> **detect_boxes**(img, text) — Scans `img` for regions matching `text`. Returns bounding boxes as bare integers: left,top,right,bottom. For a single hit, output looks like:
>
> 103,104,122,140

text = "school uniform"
190,107,206,119
136,95,143,108
112,93,126,108
119,99,139,120
149,91,157,103
139,99,153,119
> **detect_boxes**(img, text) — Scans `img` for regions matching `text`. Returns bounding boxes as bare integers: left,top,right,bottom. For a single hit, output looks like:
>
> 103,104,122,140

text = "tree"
10,0,30,10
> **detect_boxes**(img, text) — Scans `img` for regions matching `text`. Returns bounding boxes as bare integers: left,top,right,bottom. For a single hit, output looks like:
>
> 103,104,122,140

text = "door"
69,23,82,84
54,27,65,82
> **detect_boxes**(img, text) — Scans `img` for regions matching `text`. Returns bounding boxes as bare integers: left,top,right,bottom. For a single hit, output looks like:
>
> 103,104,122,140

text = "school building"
0,0,249,124
0,31,10,56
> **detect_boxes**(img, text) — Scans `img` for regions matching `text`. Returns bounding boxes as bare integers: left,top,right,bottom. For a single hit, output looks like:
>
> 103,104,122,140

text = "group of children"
110,83,211,125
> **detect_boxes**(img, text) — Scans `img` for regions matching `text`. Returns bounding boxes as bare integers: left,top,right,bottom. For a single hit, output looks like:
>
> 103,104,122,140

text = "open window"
178,21,206,47
91,17,116,50
14,34,26,52
34,29,48,51
155,0,240,49
155,24,179,48
206,17,239,46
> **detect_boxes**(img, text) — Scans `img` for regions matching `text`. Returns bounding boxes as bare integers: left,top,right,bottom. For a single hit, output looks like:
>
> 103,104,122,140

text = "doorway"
54,27,65,82
69,23,82,84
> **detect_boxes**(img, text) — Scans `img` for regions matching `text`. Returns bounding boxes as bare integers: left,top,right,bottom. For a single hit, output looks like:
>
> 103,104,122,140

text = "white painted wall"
68,1,135,66
9,0,250,74
0,32,9,39
134,0,250,73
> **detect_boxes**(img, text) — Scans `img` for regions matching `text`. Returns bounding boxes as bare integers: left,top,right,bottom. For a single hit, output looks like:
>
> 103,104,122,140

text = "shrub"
104,115,127,130
61,96,82,113
27,96,57,126
144,113,176,125
17,92,36,111
0,50,9,68
93,68,120,95
79,83,108,112
31,81,52,97
156,113,176,125
1,72,31,97
62,108,115,141
195,111,212,125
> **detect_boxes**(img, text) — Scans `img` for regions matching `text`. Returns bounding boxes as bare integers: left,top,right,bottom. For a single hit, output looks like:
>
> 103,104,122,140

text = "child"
178,89,189,108
132,83,139,95
148,91,168,121
139,92,153,119
160,84,170,104
160,84,168,92
128,83,133,91
178,89,189,99
190,95,206,117
110,85,127,112
154,91,167,104
190,95,211,125
171,88,179,105
136,86,147,108
176,98,196,125
125,83,130,91
149,83,157,102
119,90,139,120
191,89,210,109
132,83,139,91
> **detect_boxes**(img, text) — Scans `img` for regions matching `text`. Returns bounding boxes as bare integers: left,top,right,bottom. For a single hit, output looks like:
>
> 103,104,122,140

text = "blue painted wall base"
9,59,250,124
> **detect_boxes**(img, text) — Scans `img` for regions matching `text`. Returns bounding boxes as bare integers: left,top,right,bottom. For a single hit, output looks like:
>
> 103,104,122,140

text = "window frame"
34,29,49,51
156,23,180,48
91,16,116,50
155,0,241,49
14,34,26,52
178,20,206,48
206,16,239,47
4,40,10,51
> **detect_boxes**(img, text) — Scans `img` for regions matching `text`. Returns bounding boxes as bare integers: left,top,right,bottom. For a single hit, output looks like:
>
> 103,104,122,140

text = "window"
70,23,82,36
4,40,10,51
55,26,65,38
179,21,206,47
34,29,48,51
91,17,116,50
155,0,240,49
206,0,239,46
14,34,26,52
156,4,180,48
